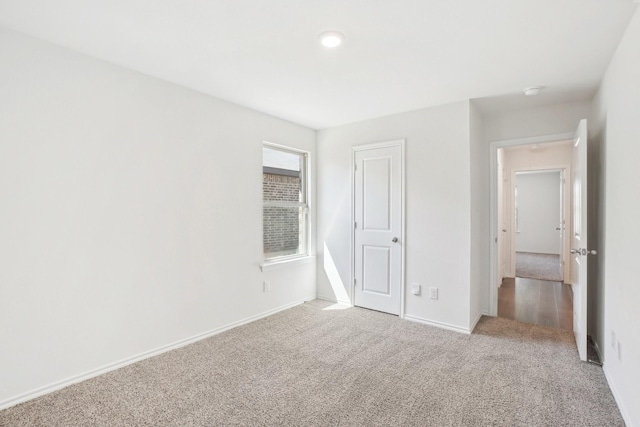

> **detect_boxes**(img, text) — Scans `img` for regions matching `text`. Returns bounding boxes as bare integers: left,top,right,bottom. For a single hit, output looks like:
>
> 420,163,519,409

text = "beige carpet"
516,252,563,282
0,300,623,426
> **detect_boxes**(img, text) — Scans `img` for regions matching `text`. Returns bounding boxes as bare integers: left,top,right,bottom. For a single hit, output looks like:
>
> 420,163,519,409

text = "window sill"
260,255,316,272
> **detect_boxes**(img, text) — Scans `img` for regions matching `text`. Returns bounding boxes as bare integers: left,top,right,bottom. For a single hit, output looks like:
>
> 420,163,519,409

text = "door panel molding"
362,245,391,295
362,156,392,231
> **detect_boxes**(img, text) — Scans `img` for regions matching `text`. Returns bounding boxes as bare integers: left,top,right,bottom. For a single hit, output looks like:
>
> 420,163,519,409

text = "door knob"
392,237,398,243
571,248,597,256
555,227,561,230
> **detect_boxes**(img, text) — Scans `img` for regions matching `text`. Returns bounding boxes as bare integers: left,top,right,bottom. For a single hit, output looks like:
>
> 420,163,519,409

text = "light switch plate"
411,283,421,296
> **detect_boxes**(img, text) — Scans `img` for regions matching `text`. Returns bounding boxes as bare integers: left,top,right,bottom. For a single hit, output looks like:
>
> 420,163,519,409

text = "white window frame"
262,142,310,264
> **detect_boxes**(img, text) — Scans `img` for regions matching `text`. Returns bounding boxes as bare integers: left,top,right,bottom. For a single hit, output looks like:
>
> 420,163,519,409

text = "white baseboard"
470,311,484,332
315,293,351,306
404,314,471,334
603,363,634,427
592,338,603,364
315,293,337,303
0,297,313,411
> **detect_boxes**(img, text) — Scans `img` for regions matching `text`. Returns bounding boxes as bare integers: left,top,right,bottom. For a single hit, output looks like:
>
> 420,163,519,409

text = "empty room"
1,1,639,426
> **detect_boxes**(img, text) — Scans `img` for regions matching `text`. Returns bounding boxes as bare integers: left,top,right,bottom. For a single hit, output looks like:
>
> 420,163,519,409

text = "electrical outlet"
429,287,439,300
263,281,271,292
411,283,421,296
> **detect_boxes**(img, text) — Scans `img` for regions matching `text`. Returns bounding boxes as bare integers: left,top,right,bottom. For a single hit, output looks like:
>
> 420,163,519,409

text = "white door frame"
509,166,570,282
351,139,406,317
489,132,573,316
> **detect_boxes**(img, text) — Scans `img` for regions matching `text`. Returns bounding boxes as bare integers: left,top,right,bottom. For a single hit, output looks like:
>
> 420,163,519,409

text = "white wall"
317,101,473,332
483,100,591,142
0,27,316,408
515,171,562,255
469,102,489,323
591,9,640,426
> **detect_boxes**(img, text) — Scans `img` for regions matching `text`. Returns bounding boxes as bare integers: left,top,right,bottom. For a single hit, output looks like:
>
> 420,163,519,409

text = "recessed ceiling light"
524,87,542,96
318,31,344,48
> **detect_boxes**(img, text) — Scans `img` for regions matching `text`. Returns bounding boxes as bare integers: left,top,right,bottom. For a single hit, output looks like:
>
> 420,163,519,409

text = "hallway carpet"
0,300,623,426
516,251,563,282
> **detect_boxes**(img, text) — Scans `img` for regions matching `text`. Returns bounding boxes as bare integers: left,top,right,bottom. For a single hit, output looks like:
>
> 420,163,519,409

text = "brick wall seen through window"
263,145,308,260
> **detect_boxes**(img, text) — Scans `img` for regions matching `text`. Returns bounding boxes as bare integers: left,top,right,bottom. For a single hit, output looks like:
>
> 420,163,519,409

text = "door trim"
489,132,573,316
351,139,406,317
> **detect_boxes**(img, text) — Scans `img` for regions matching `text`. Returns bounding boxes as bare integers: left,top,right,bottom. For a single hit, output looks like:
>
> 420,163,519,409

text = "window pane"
263,206,307,258
263,147,303,202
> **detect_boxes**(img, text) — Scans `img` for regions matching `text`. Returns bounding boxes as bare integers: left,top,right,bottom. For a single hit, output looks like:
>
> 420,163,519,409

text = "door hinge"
354,221,357,229
354,278,357,286
354,163,357,171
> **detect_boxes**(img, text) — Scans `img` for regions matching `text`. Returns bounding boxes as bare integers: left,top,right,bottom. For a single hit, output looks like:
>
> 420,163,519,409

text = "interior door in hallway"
572,119,591,361
353,141,403,315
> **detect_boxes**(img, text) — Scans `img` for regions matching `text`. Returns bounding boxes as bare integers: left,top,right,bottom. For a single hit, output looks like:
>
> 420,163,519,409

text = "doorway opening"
514,169,564,283
491,138,574,331
490,120,591,362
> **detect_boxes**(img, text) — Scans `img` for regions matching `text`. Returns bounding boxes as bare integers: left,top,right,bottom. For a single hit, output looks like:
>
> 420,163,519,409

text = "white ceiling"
0,1,636,129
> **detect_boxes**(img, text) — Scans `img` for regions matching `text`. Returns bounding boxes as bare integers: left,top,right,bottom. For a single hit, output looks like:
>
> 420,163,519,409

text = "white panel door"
354,143,402,315
572,119,590,361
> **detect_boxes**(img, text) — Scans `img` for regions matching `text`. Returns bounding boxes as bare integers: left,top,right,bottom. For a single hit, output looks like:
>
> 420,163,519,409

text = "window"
263,144,308,261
